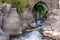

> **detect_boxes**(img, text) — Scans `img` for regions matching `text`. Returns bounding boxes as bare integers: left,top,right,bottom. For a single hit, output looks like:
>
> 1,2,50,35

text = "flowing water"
10,28,43,40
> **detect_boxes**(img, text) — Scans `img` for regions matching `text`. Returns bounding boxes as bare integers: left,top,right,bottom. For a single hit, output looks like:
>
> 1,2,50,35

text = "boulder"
2,8,22,35
1,3,23,35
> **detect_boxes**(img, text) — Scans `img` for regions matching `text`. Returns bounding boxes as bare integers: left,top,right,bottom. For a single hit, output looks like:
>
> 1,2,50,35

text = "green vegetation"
33,1,48,21
7,0,27,12
33,2,48,15
0,0,28,13
22,25,34,31
9,0,28,12
0,0,2,5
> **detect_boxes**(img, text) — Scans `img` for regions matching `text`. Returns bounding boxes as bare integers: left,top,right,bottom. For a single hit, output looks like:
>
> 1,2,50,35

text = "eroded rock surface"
42,9,60,32
42,9,60,40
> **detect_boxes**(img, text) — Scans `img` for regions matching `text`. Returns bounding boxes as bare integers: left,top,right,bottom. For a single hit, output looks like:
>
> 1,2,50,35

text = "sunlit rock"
2,3,11,14
42,9,60,40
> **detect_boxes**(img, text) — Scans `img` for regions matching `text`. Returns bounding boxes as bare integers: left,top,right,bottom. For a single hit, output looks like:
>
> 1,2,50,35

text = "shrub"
0,0,2,5
7,0,28,12
33,1,48,15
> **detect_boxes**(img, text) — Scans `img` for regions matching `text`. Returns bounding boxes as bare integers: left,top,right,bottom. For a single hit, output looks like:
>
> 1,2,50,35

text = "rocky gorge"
0,0,60,40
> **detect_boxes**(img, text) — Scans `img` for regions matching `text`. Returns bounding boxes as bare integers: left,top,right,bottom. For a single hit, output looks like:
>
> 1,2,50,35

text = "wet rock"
10,28,43,40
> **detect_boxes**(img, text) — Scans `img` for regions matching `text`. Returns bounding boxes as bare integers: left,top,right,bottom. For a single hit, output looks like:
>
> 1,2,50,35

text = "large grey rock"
22,8,36,27
2,3,11,14
2,8,22,35
1,4,36,35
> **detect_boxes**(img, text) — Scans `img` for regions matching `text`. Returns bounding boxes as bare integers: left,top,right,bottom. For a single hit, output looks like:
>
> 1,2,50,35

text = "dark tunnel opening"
32,1,48,27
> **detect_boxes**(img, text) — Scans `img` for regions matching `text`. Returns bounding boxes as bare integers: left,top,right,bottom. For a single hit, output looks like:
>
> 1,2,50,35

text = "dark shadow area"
32,1,48,21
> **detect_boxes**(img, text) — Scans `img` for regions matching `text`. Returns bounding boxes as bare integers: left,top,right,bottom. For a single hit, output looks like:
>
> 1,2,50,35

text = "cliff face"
28,0,59,10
